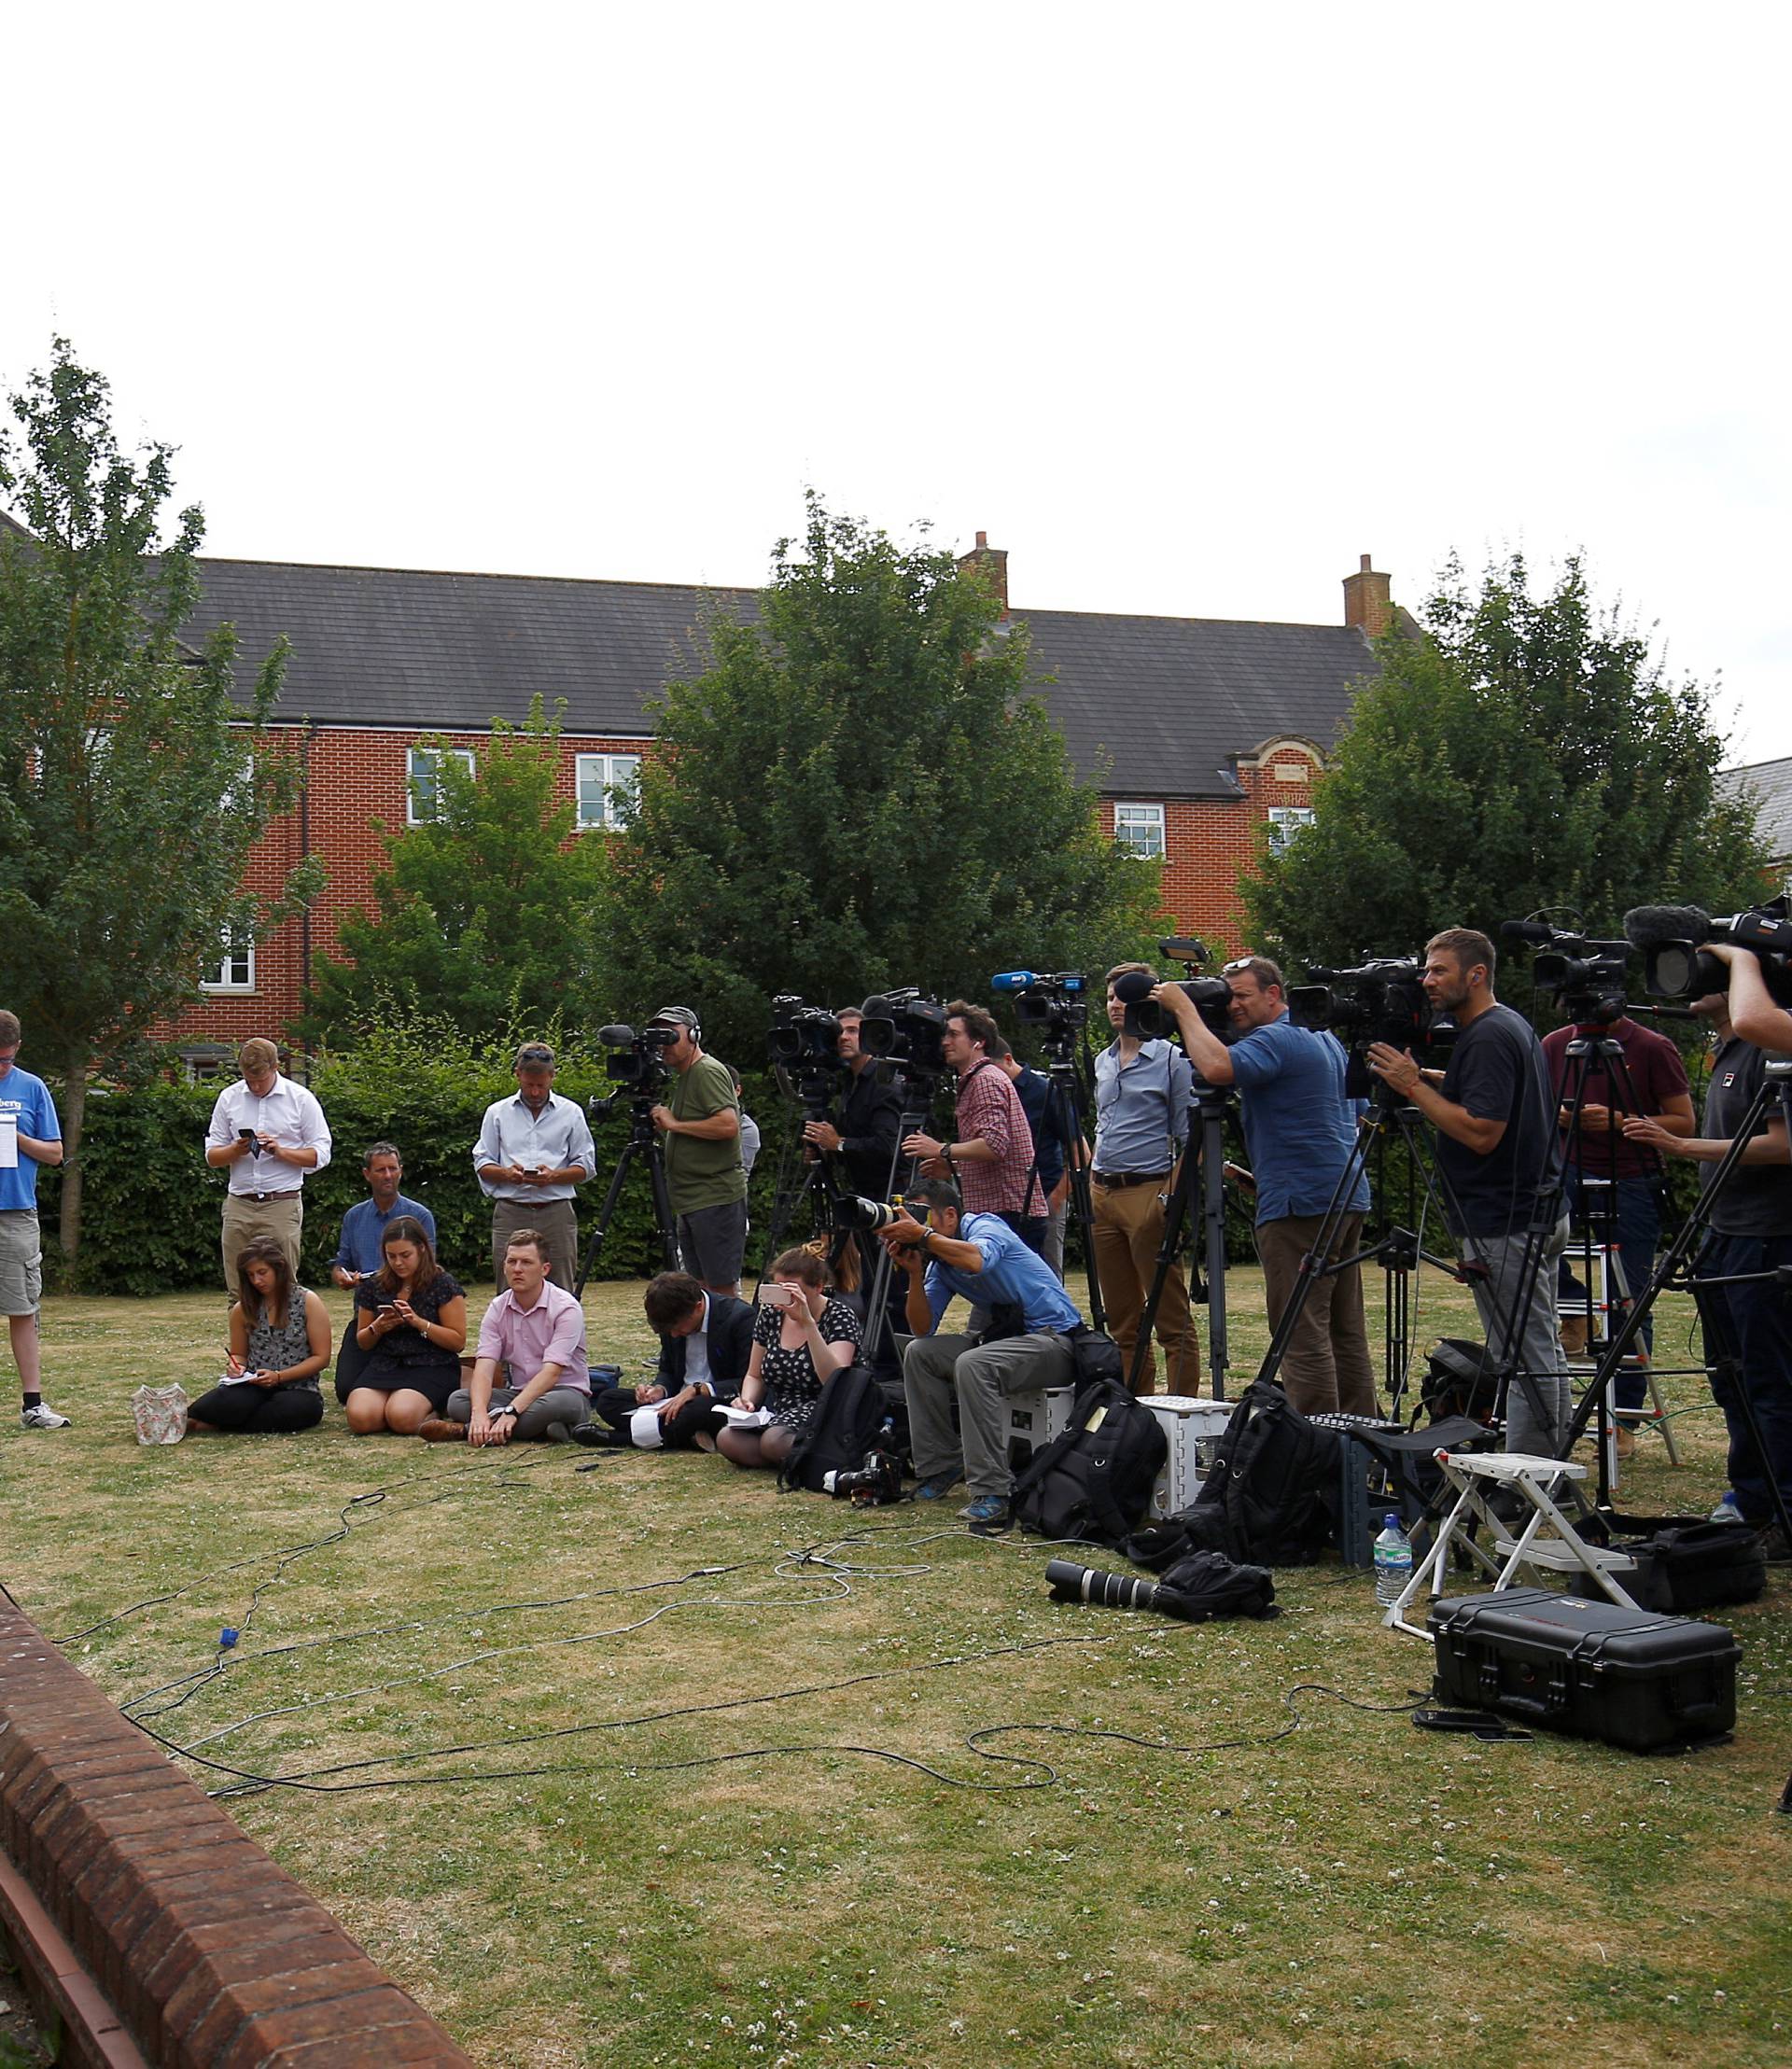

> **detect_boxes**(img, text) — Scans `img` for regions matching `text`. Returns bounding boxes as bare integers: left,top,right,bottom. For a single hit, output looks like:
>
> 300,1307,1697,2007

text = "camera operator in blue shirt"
1155,956,1377,1418
880,1180,1084,1534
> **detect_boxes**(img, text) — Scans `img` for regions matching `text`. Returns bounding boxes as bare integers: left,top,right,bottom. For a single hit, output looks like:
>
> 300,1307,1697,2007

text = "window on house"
1267,806,1314,854
1113,802,1166,861
200,939,256,993
576,752,641,831
177,1045,233,1083
407,746,476,825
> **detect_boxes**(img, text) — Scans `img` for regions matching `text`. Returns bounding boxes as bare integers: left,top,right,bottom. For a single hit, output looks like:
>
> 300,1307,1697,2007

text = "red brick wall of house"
155,727,651,1050
161,730,1324,1050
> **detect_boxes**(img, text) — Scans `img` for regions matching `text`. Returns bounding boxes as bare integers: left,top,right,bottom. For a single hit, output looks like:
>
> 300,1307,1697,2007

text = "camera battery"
1142,1394,1235,1520
1004,1384,1076,1471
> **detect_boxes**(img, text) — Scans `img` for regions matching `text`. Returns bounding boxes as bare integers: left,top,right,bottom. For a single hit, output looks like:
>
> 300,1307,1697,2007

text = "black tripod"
573,1093,680,1297
1127,1080,1238,1399
1561,1057,1792,1551
1016,1034,1106,1330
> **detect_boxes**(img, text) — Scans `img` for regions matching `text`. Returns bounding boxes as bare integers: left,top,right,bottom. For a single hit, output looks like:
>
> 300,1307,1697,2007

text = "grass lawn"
4,1268,1789,2068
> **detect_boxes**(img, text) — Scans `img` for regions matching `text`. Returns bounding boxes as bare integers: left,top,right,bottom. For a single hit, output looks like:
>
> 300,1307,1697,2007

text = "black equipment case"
1427,1588,1741,1753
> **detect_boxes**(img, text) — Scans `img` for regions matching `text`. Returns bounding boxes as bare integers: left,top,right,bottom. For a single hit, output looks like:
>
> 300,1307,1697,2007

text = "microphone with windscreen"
1624,901,1792,1001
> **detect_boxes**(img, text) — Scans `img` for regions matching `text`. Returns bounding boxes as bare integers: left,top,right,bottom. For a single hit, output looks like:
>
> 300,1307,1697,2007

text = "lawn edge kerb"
0,1598,472,2068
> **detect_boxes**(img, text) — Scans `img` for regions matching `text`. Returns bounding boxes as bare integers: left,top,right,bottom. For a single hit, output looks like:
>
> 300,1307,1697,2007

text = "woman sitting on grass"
344,1216,468,1435
188,1239,330,1434
717,1246,860,1473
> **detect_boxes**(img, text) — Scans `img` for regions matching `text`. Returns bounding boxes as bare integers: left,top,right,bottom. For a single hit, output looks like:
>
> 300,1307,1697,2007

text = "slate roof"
170,555,1381,799
1720,755,1792,864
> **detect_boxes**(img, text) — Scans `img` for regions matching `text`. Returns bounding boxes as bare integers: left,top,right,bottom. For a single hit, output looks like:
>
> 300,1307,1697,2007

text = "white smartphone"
760,1282,800,1310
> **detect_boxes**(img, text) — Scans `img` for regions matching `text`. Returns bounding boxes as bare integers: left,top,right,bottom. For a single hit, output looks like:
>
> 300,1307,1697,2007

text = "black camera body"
769,995,846,1068
1626,898,1792,1005
1289,956,1432,1047
1111,962,1231,1042
825,1448,904,1505
859,988,947,1076
594,1023,676,1099
990,970,1088,1053
1507,923,1633,1024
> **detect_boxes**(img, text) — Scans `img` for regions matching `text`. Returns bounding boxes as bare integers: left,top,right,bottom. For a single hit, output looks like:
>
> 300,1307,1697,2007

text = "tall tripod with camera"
573,1023,683,1296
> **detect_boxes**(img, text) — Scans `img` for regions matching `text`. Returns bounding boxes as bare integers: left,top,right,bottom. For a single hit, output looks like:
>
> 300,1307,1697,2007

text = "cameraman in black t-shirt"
1368,927,1571,1454
1623,955,1792,1555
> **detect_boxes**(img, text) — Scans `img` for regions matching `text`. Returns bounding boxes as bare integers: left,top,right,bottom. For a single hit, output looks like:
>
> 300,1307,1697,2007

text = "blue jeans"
1558,1167,1661,1405
1693,1233,1792,1528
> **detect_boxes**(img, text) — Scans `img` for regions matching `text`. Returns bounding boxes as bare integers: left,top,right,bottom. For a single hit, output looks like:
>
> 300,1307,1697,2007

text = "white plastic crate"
1142,1393,1235,1519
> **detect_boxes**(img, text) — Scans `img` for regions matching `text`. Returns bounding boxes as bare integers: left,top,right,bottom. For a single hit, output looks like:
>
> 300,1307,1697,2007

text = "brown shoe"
417,1416,468,1443
1560,1313,1590,1358
1614,1423,1637,1461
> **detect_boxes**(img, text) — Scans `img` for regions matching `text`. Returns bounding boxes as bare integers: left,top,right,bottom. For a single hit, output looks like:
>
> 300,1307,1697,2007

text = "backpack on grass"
778,1363,887,1493
1009,1376,1168,1545
1148,1380,1341,1567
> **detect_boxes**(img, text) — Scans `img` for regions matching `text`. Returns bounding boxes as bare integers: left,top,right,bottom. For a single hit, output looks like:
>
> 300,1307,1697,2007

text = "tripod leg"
574,1138,642,1298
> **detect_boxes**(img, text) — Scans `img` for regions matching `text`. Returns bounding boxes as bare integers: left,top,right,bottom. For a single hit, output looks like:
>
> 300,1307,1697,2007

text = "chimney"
958,529,1009,618
1342,552,1393,638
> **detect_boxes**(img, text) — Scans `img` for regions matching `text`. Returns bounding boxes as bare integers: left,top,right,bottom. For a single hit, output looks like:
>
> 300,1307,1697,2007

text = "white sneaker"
1710,1492,1744,1524
21,1402,71,1430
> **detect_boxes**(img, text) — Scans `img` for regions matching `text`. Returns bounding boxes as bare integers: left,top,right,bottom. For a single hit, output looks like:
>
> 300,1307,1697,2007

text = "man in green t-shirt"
649,1006,748,1295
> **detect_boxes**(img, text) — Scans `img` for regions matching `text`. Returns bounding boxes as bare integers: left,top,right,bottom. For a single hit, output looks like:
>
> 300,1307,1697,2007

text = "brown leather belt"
1091,1170,1169,1191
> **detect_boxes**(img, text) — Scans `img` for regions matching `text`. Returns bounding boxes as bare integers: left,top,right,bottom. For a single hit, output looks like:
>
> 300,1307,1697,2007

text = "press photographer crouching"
1155,956,1376,1418
1368,929,1571,1454
884,1179,1085,1534
1622,942,1792,1555
577,1271,756,1450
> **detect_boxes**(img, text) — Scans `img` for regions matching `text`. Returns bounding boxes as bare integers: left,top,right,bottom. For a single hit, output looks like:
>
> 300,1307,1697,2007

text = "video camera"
768,995,846,1069
593,1022,678,1101
1112,939,1232,1042
990,969,1088,1053
1288,956,1432,1047
859,988,947,1075
1624,897,1792,1004
1502,919,1631,1023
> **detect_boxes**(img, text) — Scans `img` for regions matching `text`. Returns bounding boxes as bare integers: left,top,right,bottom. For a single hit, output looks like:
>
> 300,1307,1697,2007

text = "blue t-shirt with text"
0,1067,60,1213
1225,1014,1368,1224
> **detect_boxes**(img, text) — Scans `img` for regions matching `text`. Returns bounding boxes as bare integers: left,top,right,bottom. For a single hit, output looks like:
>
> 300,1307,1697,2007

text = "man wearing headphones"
650,1006,748,1296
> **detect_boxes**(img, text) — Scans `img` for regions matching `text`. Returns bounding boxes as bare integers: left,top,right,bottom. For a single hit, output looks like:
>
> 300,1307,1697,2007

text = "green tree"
604,496,1161,1059
300,698,610,1046
0,340,316,1261
1241,552,1767,984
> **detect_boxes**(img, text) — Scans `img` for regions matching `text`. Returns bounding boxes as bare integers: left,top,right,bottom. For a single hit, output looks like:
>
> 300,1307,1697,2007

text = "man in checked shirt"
903,1000,1045,1254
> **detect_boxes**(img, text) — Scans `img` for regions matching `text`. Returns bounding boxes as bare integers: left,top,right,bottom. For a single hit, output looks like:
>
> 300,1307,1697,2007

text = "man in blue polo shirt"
329,1141,439,1401
0,1011,69,1431
1155,958,1377,1418
882,1179,1085,1532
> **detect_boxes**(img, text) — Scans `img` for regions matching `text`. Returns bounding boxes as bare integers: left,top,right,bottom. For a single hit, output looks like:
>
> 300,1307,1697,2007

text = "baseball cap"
651,1006,701,1035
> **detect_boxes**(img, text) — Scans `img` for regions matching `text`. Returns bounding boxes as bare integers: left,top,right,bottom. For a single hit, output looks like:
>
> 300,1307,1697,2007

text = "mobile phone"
238,1128,259,1144
376,1300,398,1311
761,1283,798,1309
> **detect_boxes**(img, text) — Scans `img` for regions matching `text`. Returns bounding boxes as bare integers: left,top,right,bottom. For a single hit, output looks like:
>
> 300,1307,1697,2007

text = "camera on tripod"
1289,956,1431,1046
1503,920,1632,1024
591,1023,678,1111
990,969,1088,1051
768,995,849,1110
1112,941,1231,1041
859,988,948,1075
1624,896,1792,1004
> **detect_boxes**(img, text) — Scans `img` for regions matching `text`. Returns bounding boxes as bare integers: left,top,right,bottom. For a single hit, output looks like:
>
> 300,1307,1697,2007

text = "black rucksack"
1156,1380,1341,1567
778,1363,888,1494
1009,1377,1168,1545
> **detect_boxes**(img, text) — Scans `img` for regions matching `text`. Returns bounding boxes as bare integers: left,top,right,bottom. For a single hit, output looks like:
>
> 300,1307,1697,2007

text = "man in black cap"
649,1006,748,1295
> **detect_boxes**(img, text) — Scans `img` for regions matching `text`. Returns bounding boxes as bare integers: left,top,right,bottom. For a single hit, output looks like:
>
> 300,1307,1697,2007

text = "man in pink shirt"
421,1228,590,1444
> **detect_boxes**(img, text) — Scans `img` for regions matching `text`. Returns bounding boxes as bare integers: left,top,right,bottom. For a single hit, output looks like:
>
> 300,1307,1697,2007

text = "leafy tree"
603,496,1162,1059
0,341,316,1261
300,698,610,1047
1241,552,1768,988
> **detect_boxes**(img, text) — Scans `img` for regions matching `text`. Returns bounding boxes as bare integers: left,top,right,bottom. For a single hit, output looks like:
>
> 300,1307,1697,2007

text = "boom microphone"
1113,969,1155,1005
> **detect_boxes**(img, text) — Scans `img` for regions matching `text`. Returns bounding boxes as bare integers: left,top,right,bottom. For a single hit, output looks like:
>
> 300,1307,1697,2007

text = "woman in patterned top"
717,1247,860,1472
188,1238,330,1434
345,1216,468,1434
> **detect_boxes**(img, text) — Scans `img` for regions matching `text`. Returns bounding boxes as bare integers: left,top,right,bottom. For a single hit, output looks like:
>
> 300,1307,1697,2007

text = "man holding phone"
473,1041,596,1292
203,1038,332,1301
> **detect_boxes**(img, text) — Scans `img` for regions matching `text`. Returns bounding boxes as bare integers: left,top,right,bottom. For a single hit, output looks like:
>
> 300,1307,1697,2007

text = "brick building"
160,540,1400,1060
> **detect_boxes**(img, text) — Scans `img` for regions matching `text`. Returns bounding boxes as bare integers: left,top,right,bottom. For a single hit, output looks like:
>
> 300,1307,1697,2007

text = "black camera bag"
1421,1337,1503,1424
1162,1380,1342,1567
778,1363,887,1494
1009,1376,1167,1545
1605,1522,1768,1614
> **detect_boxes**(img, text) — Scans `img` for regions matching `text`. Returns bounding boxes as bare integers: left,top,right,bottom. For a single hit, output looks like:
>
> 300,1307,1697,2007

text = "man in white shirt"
472,1041,597,1291
203,1038,332,1300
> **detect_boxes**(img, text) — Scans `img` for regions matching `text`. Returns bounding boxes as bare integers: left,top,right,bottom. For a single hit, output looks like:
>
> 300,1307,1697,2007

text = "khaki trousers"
1089,1178,1197,1395
1254,1212,1379,1419
221,1191,302,1301
491,1197,579,1293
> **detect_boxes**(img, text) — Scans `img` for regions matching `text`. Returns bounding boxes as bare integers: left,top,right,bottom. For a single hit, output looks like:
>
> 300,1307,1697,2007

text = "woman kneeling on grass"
718,1247,860,1473
345,1216,467,1435
189,1239,330,1434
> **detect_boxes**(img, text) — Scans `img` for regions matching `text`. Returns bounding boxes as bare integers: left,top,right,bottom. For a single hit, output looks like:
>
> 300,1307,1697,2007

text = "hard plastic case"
1426,1587,1740,1752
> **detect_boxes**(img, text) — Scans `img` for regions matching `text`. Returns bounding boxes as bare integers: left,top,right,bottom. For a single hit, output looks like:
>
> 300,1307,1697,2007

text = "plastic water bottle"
1373,1514,1412,1608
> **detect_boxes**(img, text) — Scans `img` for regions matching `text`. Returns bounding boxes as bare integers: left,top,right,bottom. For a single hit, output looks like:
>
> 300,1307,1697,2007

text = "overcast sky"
8,4,1788,762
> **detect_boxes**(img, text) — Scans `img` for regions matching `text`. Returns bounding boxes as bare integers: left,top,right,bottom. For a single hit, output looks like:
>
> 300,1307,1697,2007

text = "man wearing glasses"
473,1041,596,1293
1155,956,1376,1419
0,1011,69,1430
203,1036,332,1301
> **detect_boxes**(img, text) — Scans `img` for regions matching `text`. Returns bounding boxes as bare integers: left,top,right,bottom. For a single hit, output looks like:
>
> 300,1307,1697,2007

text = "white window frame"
1113,801,1166,861
200,940,256,994
575,751,642,832
407,746,476,826
1267,805,1314,854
